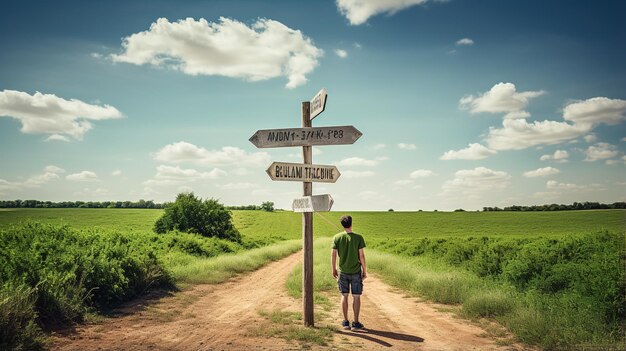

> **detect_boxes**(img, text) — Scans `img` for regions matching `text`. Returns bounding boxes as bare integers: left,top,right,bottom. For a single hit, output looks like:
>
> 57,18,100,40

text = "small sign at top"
310,88,327,120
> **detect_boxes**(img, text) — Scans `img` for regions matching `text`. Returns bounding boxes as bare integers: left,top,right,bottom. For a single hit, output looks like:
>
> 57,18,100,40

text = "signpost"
249,126,362,148
309,88,327,120
292,194,334,213
266,162,340,183
249,88,361,327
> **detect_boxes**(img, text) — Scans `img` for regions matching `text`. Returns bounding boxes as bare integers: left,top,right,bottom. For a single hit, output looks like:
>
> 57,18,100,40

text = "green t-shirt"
332,231,366,274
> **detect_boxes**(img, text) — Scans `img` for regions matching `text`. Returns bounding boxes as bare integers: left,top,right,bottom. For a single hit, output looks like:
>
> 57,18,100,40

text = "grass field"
2,208,623,240
1,208,624,350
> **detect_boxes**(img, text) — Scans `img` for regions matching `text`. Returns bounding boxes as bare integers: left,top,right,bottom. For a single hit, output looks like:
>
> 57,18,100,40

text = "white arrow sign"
310,88,327,120
292,194,334,212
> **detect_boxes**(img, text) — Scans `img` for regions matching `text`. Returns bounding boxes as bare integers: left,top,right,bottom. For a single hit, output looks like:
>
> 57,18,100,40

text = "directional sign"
266,162,340,183
310,88,327,120
292,194,334,212
249,126,362,148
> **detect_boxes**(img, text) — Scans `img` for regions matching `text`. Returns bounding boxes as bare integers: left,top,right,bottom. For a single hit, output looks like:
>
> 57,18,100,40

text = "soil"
51,251,532,351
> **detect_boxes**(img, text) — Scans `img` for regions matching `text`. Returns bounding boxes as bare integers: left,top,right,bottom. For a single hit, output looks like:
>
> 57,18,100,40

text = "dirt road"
52,251,527,350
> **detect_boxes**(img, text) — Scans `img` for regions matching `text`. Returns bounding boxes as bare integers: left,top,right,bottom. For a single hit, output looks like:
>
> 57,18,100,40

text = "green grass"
286,237,337,308
165,239,301,284
0,208,162,232
253,309,335,346
2,208,623,241
367,245,625,350
1,208,624,350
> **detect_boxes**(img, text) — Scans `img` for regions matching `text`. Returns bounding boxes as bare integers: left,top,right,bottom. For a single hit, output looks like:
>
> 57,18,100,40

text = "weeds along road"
52,251,528,351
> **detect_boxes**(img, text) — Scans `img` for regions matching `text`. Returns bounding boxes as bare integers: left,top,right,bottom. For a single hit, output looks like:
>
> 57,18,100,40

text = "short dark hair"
340,215,352,228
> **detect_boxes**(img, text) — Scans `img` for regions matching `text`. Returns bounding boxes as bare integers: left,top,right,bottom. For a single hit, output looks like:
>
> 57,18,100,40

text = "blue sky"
1,0,625,211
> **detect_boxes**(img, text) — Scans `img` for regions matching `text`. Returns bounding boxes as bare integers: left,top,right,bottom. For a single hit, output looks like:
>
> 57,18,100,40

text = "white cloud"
540,150,569,163
486,118,590,150
622,137,626,142
337,0,430,25
584,142,618,162
0,166,64,193
342,170,375,178
45,134,71,142
373,143,386,150
523,167,560,178
353,42,362,49
563,97,626,126
398,143,416,150
334,49,348,58
442,167,511,196
440,143,496,160
546,180,604,192
607,155,626,165
144,165,227,186
0,179,18,194
153,142,270,167
456,38,474,46
583,134,597,143
44,165,65,174
409,169,434,178
337,156,386,166
111,17,323,89
66,171,99,182
23,166,65,187
459,82,544,119
112,170,122,176
606,155,626,165
0,90,123,140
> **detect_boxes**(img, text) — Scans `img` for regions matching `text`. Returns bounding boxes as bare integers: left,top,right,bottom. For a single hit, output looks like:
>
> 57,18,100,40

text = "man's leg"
341,293,349,321
352,295,361,322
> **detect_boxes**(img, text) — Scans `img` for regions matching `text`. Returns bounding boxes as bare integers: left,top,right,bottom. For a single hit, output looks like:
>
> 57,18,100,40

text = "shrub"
154,193,241,242
0,223,173,348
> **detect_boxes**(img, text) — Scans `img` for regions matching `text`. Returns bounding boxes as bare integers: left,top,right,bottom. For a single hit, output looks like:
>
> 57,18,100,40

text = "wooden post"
301,101,314,327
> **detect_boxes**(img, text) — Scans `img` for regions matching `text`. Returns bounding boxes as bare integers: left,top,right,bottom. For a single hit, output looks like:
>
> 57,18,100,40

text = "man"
331,215,367,331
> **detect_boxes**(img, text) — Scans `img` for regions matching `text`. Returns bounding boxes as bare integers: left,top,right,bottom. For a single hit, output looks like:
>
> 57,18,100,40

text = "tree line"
0,199,276,211
482,201,626,212
0,199,163,209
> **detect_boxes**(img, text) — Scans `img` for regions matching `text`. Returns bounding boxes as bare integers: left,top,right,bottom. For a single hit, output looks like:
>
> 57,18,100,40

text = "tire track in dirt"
52,251,530,351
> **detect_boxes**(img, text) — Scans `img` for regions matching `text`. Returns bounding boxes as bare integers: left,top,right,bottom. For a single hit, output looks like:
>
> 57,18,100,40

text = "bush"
154,193,241,242
0,223,173,348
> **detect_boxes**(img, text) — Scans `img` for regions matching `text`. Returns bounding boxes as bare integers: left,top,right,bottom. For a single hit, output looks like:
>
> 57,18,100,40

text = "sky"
1,0,625,211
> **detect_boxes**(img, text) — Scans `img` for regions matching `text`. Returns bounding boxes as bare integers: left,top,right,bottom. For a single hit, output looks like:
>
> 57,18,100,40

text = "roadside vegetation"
368,232,625,350
0,194,296,350
0,207,623,350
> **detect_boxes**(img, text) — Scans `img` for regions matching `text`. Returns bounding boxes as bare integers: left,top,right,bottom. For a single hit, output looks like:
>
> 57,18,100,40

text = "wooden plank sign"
266,162,340,183
249,126,362,148
309,88,327,120
292,194,334,212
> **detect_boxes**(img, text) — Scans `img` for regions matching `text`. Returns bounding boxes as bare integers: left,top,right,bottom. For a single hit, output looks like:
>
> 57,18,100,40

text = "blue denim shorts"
338,271,363,295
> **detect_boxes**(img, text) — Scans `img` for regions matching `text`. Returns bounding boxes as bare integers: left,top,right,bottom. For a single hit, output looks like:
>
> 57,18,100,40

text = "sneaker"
351,321,364,330
341,320,351,330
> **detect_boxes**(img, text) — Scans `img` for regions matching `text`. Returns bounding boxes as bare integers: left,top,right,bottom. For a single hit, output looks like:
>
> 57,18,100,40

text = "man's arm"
358,248,367,280
331,249,338,279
